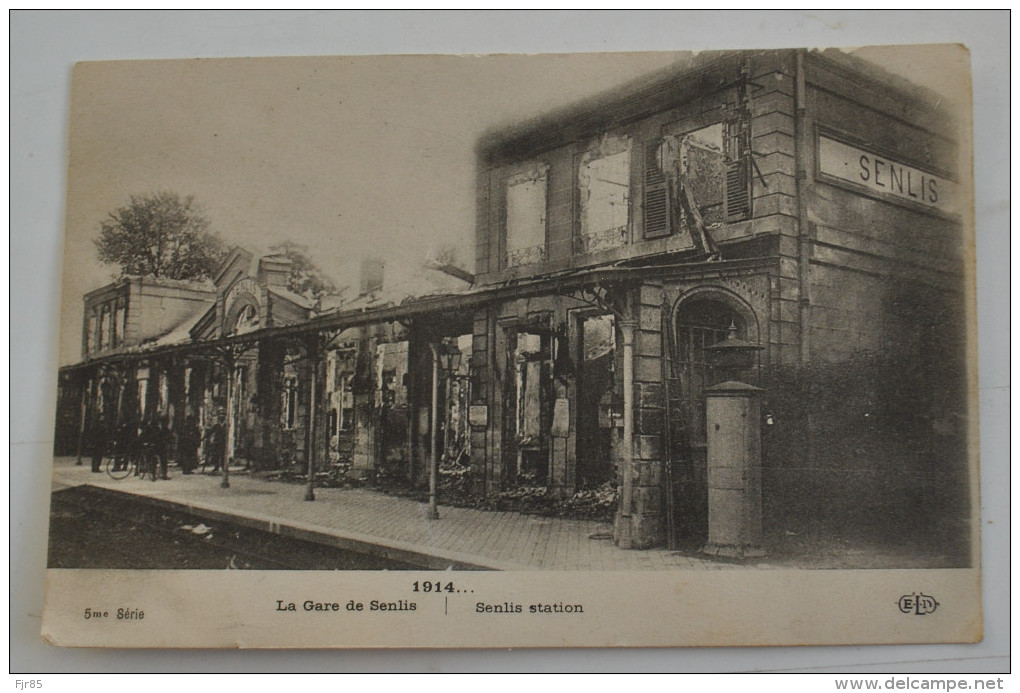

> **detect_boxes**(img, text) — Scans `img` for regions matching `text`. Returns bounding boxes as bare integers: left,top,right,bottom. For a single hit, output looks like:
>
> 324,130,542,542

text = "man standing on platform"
178,414,200,475
204,411,226,473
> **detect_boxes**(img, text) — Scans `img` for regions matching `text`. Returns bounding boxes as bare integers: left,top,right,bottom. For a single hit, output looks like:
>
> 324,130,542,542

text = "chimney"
359,257,384,296
258,255,293,290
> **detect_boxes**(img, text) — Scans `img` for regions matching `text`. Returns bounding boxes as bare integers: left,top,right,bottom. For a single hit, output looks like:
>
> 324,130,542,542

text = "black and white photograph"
35,40,985,650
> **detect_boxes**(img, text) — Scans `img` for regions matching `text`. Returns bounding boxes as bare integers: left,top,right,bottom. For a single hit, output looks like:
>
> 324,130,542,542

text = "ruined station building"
56,49,969,556
466,48,967,550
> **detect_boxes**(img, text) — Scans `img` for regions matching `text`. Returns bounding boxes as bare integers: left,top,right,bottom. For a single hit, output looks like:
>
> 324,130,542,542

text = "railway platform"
50,456,756,571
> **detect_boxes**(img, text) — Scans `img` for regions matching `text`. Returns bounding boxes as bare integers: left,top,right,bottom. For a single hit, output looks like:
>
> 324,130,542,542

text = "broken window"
510,331,551,482
681,123,727,225
339,374,354,431
505,166,548,267
375,340,410,466
444,334,473,462
324,343,359,434
644,119,751,241
375,341,409,408
578,141,630,253
99,304,111,350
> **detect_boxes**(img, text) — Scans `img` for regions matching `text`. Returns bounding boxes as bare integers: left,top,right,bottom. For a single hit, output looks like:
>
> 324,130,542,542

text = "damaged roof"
317,262,472,315
477,48,954,165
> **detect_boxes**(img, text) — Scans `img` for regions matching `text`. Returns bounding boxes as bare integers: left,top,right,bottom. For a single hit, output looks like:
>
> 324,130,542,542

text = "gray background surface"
11,10,1009,673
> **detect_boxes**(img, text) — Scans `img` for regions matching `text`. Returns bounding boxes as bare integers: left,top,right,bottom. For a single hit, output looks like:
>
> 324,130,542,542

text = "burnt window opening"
643,118,752,241
99,304,111,351
375,341,409,410
441,334,473,463
326,342,359,435
114,298,126,347
508,330,553,484
505,166,548,267
380,369,397,404
577,142,631,254
339,373,355,432
375,340,411,468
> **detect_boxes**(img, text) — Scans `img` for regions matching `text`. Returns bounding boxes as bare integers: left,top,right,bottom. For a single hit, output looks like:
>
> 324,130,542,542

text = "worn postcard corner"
44,45,980,649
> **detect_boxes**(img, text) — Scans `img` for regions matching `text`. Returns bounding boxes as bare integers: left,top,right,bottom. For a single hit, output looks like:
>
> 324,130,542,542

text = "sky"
59,47,968,366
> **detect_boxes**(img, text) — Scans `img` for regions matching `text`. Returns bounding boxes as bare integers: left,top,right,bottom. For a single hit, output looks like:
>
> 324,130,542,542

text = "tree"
269,241,344,304
95,192,228,280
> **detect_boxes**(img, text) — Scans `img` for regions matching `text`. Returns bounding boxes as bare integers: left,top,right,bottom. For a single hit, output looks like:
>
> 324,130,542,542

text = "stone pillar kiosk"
702,381,765,558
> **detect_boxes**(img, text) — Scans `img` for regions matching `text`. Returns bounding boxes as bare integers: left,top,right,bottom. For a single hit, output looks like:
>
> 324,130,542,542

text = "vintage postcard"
42,46,980,648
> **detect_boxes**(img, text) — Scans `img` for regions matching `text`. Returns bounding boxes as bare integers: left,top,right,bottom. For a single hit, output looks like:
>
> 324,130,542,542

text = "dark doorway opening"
576,314,617,489
504,329,552,485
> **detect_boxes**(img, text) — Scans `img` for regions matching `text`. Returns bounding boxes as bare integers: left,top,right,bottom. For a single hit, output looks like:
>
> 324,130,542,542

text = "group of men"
84,411,227,478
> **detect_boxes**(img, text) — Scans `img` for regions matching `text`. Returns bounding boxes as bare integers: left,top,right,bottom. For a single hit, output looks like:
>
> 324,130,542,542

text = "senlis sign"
818,135,955,214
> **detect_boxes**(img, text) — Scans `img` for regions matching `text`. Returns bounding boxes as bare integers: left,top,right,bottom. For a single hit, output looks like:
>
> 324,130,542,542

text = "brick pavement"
50,457,764,571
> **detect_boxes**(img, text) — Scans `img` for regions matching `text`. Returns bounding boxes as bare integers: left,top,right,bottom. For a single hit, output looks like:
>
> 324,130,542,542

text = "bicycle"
104,445,159,481
136,445,160,482
104,452,133,480
104,437,136,480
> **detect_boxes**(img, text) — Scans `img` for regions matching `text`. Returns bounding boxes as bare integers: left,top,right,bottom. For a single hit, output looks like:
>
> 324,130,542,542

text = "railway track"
48,485,416,570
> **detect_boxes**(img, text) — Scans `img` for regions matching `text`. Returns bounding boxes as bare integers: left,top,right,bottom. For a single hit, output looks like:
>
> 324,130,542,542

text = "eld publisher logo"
898,593,939,616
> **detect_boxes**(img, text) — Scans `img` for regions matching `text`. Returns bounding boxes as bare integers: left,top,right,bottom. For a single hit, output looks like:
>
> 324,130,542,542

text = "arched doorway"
667,289,759,545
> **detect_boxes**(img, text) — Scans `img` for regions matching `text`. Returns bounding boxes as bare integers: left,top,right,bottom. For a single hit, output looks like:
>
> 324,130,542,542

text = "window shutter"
643,141,671,239
724,120,751,221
